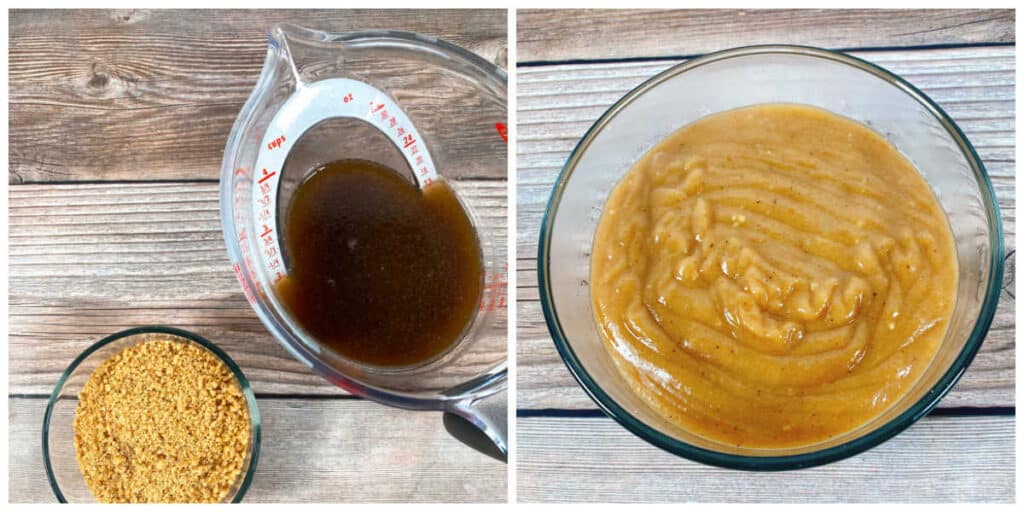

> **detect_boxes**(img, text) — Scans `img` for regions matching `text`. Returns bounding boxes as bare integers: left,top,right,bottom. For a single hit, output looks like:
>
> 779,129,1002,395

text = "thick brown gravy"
276,159,482,367
590,104,958,448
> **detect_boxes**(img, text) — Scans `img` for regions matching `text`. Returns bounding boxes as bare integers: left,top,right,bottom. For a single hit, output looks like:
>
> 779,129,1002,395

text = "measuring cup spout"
268,23,335,88
443,389,508,463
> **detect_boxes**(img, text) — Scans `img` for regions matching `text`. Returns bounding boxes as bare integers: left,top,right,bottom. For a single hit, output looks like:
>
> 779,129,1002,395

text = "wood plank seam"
515,11,1013,502
517,41,1018,67
514,45,1015,413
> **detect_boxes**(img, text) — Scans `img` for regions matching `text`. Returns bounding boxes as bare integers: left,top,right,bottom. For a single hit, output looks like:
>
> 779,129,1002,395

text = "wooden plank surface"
8,9,508,183
518,9,1015,62
9,398,507,503
515,9,1014,503
8,180,507,396
515,46,1016,411
517,47,1016,202
8,9,508,503
517,415,1014,503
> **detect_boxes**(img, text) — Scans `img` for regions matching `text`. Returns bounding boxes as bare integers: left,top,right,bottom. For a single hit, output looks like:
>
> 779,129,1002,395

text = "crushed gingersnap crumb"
73,338,252,503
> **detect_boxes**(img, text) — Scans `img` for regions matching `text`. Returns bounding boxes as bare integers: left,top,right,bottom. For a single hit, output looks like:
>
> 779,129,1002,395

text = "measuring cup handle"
443,389,508,463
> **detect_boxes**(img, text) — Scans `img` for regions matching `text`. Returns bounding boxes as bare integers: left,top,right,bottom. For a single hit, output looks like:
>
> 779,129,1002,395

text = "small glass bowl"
42,326,261,502
538,45,1004,470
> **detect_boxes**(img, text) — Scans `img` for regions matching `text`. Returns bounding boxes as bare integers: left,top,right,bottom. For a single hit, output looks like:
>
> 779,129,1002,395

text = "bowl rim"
42,326,262,502
537,44,1005,471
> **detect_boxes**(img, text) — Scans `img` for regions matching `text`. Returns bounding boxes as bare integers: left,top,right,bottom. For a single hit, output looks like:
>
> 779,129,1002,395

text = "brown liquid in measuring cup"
275,159,482,367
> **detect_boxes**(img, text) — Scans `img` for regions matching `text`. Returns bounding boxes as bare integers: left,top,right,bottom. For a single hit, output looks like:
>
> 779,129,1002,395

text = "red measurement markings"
267,135,286,151
260,223,284,280
242,254,262,295
232,171,251,237
258,168,277,184
369,103,427,177
480,267,508,312
233,263,257,305
255,167,278,279
236,227,248,251
343,92,353,104
495,122,508,143
231,170,259,296
233,192,247,221
257,200,272,220
257,169,276,224
231,165,280,296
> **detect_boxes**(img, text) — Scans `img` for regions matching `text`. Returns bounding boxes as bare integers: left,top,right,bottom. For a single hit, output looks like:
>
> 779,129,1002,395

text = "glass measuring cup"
220,24,507,457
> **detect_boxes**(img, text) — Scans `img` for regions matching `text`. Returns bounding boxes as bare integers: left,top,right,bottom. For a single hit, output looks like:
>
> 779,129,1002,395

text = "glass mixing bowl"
43,326,261,502
220,25,507,455
538,45,1004,470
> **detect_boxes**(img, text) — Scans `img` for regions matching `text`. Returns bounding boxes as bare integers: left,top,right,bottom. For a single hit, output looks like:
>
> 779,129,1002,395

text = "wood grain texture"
517,47,1016,215
517,415,1014,502
517,9,1014,62
7,9,509,504
514,46,1016,410
9,397,507,503
8,9,507,183
8,180,507,396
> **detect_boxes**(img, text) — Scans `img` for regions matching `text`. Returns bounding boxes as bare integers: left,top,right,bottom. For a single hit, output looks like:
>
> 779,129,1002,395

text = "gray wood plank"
517,47,1015,212
515,46,1015,410
9,397,506,503
8,9,507,183
517,414,1013,502
8,181,507,396
518,9,1014,62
